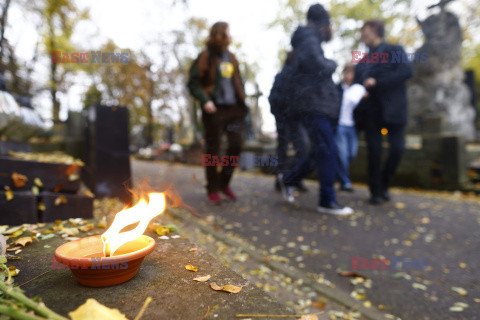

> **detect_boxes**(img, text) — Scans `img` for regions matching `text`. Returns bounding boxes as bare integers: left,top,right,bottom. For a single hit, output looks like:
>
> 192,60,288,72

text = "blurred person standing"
269,51,309,193
279,4,353,215
354,20,412,204
188,22,248,204
335,65,366,192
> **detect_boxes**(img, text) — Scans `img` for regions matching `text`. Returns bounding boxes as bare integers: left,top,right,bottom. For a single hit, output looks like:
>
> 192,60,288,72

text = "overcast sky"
7,0,448,132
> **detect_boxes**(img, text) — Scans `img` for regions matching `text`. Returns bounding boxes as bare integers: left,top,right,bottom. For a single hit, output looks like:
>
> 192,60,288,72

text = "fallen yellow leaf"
69,298,129,320
54,195,67,206
193,275,211,282
79,224,95,232
210,282,224,291
38,202,46,211
5,189,13,201
300,315,318,320
7,266,19,277
189,248,197,252
68,174,80,182
14,237,34,247
33,178,43,187
155,226,170,236
97,217,107,228
6,246,22,252
395,202,406,209
451,287,468,296
185,265,198,272
222,285,242,293
11,172,28,188
60,228,80,236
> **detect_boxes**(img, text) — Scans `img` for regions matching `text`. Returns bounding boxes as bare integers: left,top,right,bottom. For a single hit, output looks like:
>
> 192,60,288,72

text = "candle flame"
101,192,166,256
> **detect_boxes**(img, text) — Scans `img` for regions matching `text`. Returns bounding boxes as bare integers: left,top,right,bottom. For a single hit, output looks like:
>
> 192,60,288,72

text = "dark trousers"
365,117,405,197
284,113,338,206
275,115,309,174
202,105,245,194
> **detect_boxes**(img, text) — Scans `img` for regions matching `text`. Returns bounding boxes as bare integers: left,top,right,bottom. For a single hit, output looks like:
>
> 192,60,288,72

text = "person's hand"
363,77,376,89
203,101,217,114
363,91,370,99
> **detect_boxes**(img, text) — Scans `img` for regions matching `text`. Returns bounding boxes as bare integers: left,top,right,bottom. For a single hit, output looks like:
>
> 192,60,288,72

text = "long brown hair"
206,22,231,54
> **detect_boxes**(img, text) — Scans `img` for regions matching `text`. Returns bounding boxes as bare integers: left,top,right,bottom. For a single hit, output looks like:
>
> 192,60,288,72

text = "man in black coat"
354,19,413,204
279,3,353,215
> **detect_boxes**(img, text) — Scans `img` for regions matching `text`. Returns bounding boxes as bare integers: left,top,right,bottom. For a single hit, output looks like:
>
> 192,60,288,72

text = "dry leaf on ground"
210,282,224,291
11,172,28,187
14,237,34,247
193,275,211,282
300,315,318,320
222,285,242,293
79,224,95,232
54,195,67,206
69,298,129,320
338,271,369,279
185,265,198,272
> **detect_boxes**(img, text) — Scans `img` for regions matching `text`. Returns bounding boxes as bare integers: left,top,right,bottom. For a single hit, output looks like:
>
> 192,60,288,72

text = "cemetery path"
133,159,480,320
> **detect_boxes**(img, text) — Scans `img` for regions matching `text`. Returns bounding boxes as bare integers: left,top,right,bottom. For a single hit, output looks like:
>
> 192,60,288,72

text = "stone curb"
168,207,395,320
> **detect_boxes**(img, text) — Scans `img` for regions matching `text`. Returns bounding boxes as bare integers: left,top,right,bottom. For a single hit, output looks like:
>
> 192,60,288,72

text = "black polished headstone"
84,105,132,203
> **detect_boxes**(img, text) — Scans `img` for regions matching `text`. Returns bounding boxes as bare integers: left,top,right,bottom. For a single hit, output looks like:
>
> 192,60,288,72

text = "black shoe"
340,186,354,193
368,196,385,205
382,190,391,202
294,182,308,193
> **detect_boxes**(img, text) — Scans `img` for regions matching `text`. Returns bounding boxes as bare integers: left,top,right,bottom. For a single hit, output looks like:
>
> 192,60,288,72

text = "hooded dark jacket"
354,42,412,125
287,26,340,119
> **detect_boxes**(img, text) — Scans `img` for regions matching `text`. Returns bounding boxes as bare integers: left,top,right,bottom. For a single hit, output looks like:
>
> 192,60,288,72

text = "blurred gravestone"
84,105,132,203
407,6,476,140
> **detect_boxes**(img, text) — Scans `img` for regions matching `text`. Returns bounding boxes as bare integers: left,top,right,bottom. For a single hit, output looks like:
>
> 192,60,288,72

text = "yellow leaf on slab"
33,178,43,187
68,174,80,182
14,237,34,247
210,282,224,291
5,189,13,201
193,275,211,282
6,246,22,252
69,298,129,320
38,202,46,211
79,224,95,232
300,315,319,320
97,217,107,229
189,248,197,252
222,285,242,293
54,195,67,206
185,265,198,272
31,186,39,195
3,226,22,235
60,228,80,236
10,230,23,238
11,172,28,188
155,226,170,236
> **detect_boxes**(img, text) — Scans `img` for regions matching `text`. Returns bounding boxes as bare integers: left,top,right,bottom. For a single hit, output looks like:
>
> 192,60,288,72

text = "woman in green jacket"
188,21,248,204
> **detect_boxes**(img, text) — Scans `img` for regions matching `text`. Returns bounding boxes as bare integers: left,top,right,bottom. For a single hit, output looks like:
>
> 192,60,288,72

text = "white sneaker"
278,173,295,203
317,202,354,215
